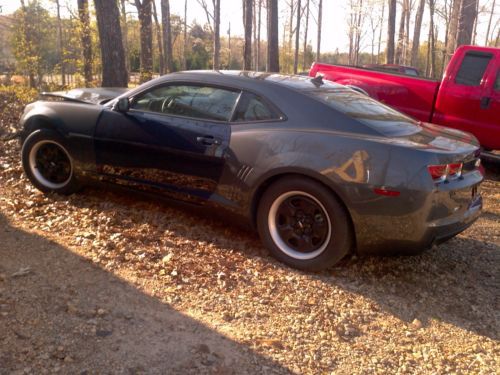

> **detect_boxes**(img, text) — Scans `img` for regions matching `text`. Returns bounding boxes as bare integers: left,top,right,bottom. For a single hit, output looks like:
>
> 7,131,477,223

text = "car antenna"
310,74,324,87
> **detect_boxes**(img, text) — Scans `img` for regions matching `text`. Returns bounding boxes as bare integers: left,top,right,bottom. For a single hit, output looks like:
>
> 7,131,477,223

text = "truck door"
476,68,500,150
433,50,496,148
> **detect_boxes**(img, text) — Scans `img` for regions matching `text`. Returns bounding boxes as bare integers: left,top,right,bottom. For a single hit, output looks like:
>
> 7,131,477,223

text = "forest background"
0,0,498,89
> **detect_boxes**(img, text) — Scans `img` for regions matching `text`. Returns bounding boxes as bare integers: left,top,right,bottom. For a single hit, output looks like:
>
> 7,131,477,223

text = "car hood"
40,87,128,105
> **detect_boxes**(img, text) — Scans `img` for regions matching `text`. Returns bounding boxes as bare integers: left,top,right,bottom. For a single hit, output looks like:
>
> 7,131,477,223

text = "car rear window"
306,86,422,137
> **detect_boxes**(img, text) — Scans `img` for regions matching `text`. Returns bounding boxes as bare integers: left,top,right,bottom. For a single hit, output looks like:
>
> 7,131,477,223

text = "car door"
94,83,240,203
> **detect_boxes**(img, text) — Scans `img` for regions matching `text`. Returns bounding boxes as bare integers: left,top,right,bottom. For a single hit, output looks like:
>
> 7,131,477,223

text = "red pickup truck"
310,45,500,152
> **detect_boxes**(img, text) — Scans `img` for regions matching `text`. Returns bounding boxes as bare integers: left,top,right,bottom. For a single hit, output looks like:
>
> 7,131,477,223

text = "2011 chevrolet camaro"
19,71,483,270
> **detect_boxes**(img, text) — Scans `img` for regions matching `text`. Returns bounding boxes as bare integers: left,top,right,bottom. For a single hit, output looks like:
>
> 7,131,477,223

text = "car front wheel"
21,129,80,194
257,177,352,271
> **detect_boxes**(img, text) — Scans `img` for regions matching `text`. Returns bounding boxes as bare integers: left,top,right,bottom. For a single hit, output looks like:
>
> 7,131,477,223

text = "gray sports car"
19,71,483,270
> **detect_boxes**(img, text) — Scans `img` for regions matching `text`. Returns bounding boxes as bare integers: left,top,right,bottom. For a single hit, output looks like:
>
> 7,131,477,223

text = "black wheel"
21,129,81,194
257,177,352,271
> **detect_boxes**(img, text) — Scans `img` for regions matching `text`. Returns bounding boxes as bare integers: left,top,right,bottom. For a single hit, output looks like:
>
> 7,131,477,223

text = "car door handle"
480,96,491,109
196,135,221,146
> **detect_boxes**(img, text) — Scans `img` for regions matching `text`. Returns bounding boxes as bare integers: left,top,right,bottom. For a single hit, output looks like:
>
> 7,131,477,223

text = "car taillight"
427,163,463,182
447,163,463,177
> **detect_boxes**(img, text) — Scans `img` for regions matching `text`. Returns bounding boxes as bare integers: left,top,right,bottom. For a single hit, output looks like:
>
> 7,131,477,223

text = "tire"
21,129,81,195
257,177,352,271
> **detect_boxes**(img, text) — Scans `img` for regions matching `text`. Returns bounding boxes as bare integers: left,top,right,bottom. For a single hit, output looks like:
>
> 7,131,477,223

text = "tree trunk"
253,0,257,69
55,0,65,86
354,0,363,65
386,0,396,64
348,4,354,65
485,0,496,45
256,0,262,70
183,0,187,70
152,1,164,75
377,0,385,63
77,0,92,86
429,0,436,78
316,0,322,61
228,22,232,67
457,0,477,46
293,0,301,74
302,0,310,70
19,0,36,88
119,0,130,73
267,0,280,72
410,0,425,66
213,0,221,69
443,0,451,50
135,0,153,83
94,0,128,87
404,0,411,64
288,0,295,71
472,0,480,44
243,0,253,70
161,0,174,73
395,0,406,64
425,20,431,76
445,0,461,65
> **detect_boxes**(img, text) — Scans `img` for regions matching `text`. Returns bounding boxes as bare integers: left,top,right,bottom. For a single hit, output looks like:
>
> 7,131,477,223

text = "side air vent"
237,165,253,182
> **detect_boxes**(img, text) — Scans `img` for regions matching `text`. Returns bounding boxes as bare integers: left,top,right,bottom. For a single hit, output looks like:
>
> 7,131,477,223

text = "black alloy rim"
275,195,329,253
35,143,72,184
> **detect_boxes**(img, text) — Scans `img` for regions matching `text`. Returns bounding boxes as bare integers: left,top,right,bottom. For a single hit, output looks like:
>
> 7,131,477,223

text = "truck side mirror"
116,97,130,112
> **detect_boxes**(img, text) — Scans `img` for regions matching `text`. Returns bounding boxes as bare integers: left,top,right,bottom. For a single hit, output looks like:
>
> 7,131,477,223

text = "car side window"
232,92,281,122
131,85,239,122
455,52,493,86
494,70,500,92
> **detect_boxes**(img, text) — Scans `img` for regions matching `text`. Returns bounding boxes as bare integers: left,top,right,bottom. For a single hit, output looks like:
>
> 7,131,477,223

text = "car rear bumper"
429,194,482,245
352,176,483,255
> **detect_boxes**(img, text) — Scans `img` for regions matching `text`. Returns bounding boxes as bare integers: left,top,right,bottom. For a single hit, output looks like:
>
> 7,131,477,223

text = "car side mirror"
116,97,130,112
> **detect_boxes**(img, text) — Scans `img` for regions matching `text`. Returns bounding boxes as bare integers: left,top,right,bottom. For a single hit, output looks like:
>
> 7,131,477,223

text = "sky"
0,0,498,54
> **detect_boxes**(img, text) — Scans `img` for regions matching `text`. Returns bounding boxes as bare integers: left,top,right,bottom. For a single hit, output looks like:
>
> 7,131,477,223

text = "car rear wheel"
21,129,81,194
257,177,352,271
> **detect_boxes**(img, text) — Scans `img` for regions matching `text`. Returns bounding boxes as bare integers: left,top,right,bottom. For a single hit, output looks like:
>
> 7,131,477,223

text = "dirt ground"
0,92,499,374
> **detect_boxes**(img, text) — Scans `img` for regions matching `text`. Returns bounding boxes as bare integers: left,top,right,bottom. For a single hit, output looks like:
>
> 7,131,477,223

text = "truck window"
404,68,419,76
455,52,493,86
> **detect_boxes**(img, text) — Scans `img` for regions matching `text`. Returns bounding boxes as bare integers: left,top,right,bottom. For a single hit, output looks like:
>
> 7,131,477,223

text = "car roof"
151,70,339,92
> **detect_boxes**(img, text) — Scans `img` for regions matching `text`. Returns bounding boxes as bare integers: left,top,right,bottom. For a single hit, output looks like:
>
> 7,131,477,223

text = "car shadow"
60,184,500,344
325,236,499,341
0,212,291,374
